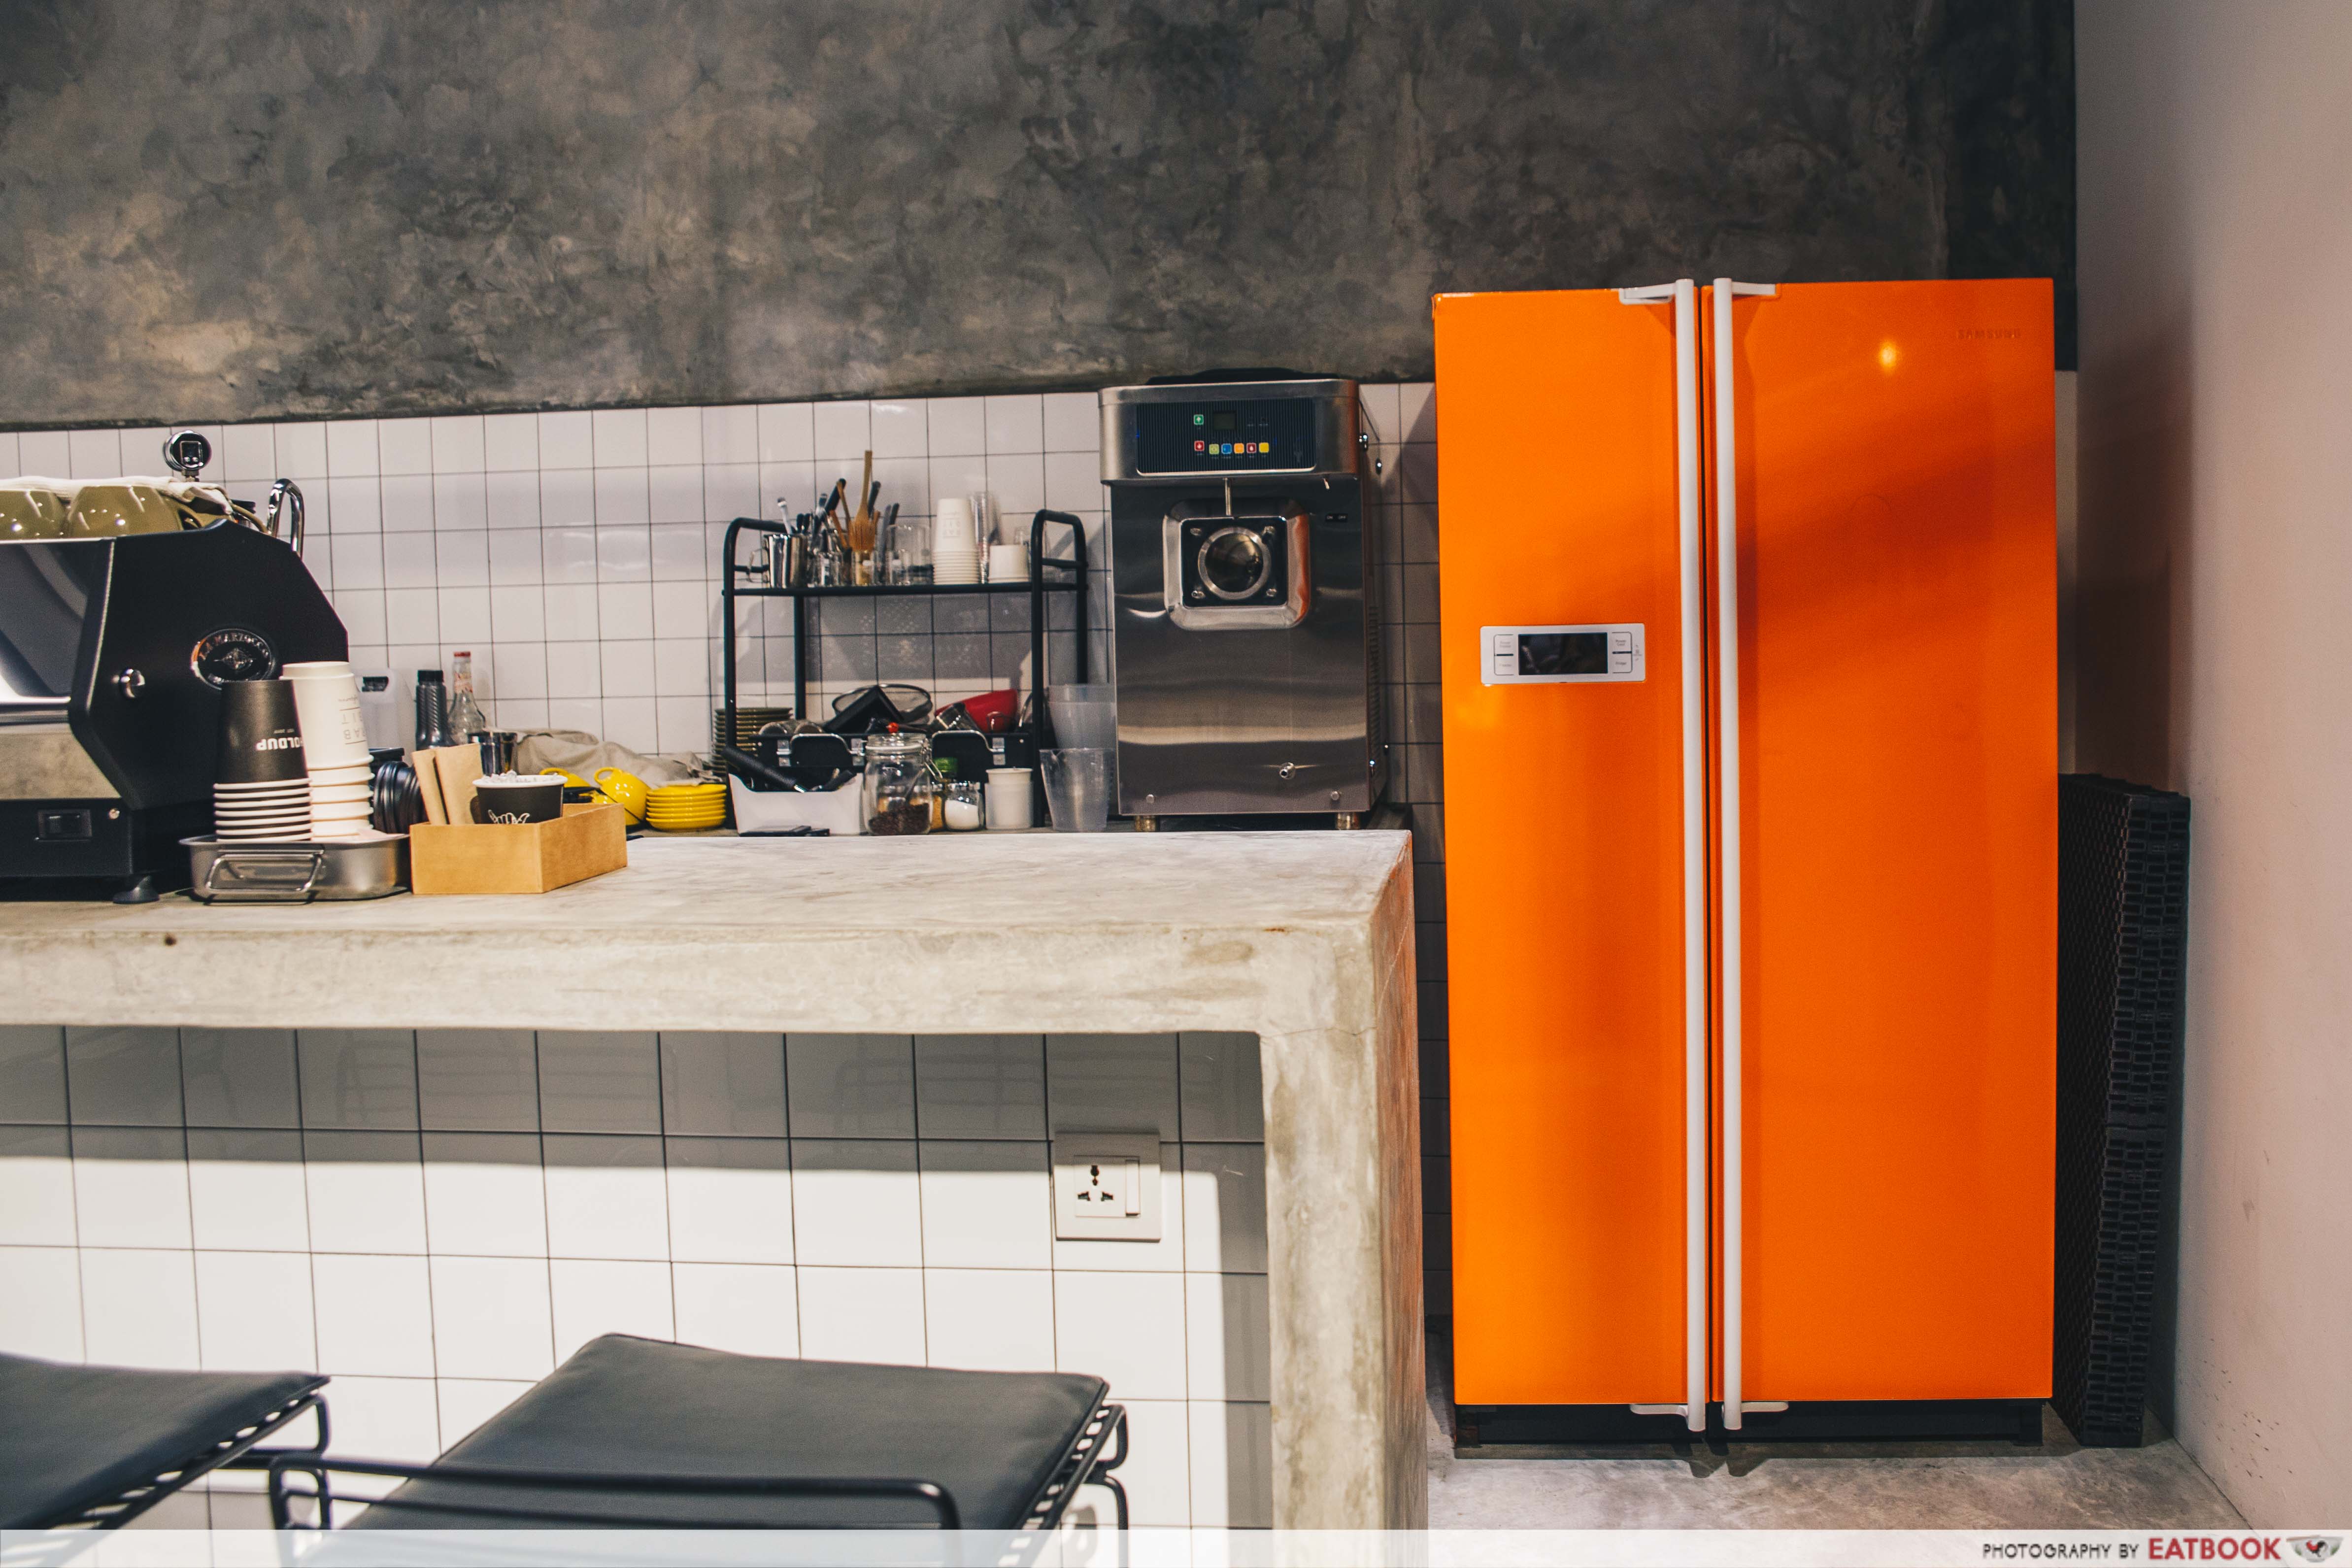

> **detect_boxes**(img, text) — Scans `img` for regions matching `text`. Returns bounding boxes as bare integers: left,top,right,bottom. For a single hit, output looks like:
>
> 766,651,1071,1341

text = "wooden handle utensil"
847,451,876,555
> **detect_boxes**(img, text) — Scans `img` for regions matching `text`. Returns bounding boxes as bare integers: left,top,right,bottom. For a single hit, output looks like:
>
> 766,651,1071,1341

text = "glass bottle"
942,777,984,831
860,727,936,836
448,651,487,739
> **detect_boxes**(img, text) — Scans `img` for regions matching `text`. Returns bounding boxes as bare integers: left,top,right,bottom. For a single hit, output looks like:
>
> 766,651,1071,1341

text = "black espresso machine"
0,523,345,901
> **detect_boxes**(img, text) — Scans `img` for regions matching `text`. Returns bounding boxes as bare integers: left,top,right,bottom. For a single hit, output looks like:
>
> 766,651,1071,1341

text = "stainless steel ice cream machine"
1099,374,1387,827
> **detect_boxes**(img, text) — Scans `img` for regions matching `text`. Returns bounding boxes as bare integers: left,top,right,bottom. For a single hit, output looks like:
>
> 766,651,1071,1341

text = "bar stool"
1,1336,1128,1535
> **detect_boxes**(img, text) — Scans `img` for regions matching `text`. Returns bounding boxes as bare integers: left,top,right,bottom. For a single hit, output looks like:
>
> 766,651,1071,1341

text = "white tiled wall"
0,1023,1271,1527
3,381,1455,1317
6,401,1114,756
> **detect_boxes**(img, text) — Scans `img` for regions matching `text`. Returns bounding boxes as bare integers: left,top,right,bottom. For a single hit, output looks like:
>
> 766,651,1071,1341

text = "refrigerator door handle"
1622,276,1707,1432
1713,277,1776,1431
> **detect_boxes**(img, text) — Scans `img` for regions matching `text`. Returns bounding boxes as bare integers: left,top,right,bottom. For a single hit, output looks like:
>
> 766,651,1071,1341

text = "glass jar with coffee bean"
860,727,936,836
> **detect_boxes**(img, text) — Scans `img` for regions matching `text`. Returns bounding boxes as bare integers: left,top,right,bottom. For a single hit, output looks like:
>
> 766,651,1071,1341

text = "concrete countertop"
0,830,1428,1532
0,832,1407,1036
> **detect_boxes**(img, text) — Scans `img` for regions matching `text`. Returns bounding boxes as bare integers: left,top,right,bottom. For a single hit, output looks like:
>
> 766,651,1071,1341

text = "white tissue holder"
727,775,864,836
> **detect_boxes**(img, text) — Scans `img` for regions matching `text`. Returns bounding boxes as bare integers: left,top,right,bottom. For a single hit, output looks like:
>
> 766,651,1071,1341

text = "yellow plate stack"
643,780,729,832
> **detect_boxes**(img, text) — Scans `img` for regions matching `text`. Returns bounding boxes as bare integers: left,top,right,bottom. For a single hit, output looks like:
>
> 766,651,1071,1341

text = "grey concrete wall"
0,0,2072,427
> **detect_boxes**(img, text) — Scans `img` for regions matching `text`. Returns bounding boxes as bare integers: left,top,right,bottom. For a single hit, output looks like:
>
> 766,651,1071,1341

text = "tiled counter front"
0,1026,1272,1528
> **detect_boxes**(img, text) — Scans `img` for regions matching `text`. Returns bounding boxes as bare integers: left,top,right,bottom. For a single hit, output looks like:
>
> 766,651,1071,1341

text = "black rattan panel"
2052,775,2190,1447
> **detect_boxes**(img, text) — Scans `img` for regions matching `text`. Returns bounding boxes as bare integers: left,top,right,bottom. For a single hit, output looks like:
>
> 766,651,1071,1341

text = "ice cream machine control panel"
1479,623,1646,685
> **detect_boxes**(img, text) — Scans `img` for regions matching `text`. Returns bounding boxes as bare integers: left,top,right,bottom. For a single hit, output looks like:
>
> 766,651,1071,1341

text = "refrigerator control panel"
1480,623,1646,685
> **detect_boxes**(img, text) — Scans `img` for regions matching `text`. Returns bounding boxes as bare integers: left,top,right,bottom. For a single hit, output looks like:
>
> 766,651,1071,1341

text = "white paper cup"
310,783,371,805
284,663,370,767
986,543,1029,583
933,496,974,546
984,767,1034,830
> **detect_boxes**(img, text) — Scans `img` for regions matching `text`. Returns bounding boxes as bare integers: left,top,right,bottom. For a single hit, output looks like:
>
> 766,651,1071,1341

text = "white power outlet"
1052,1133,1163,1241
1074,1157,1141,1215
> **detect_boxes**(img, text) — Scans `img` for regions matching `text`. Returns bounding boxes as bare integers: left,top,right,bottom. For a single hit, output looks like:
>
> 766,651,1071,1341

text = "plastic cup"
1045,685,1116,754
1039,749,1110,833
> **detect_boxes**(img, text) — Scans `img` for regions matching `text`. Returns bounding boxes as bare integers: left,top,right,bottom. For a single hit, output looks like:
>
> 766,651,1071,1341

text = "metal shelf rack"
718,509,1090,734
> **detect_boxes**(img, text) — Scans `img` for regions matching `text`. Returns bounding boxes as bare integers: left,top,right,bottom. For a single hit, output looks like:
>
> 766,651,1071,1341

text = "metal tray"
181,833,410,902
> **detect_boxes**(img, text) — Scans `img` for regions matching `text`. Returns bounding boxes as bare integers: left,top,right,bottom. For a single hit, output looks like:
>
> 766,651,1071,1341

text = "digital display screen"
1133,398,1319,471
1519,633,1609,676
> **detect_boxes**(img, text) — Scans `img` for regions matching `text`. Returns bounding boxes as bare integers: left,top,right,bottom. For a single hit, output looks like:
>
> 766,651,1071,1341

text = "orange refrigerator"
1435,279,2056,1442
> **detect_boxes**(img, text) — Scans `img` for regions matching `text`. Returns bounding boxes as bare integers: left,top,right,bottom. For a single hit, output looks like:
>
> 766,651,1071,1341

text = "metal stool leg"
1092,1406,1131,1532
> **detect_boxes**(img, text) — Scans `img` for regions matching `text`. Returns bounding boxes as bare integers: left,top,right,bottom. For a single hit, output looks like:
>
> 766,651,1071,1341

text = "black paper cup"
216,679,308,785
470,777,563,825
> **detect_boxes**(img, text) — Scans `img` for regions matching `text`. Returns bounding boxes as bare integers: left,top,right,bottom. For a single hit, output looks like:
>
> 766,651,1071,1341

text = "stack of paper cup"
934,497,980,585
986,542,1029,583
213,680,310,841
285,661,374,839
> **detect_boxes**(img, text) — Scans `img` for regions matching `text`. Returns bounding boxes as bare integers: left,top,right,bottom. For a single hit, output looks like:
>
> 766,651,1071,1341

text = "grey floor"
1425,1328,2244,1529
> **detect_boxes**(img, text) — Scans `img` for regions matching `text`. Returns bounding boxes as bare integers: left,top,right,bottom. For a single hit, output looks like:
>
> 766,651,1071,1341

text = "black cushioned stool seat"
351,1335,1112,1530
0,1352,325,1528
